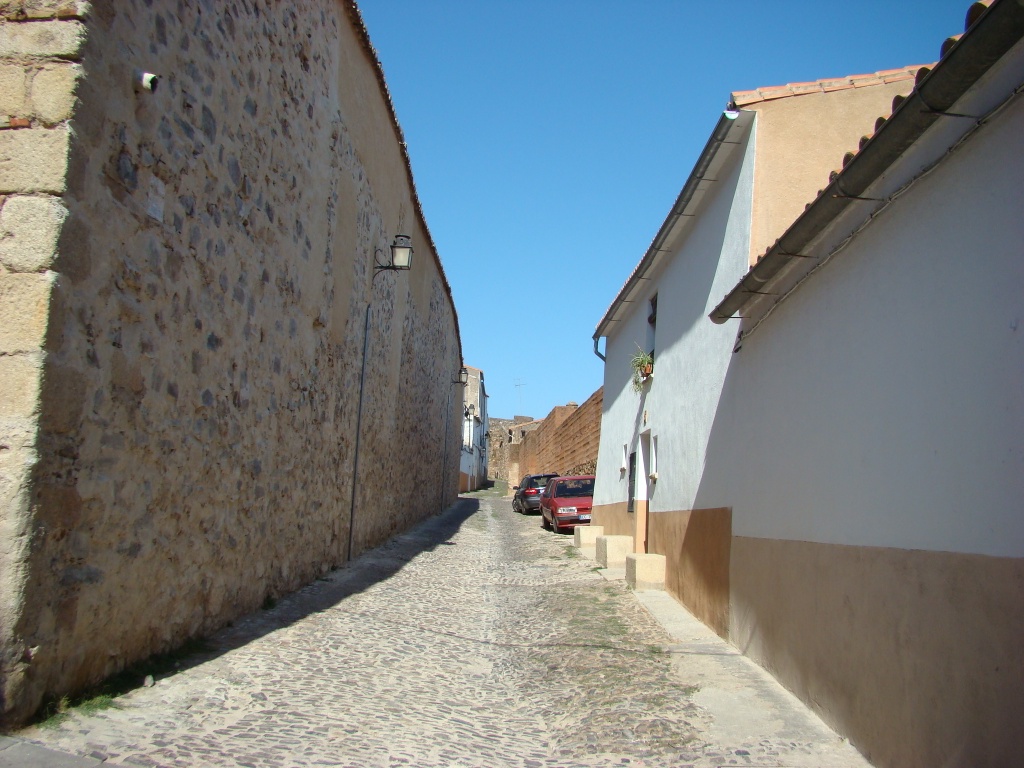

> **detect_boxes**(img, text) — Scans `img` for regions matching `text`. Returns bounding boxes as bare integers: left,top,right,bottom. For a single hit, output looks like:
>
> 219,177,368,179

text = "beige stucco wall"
732,537,1024,768
746,80,917,264
647,507,731,638
0,1,461,724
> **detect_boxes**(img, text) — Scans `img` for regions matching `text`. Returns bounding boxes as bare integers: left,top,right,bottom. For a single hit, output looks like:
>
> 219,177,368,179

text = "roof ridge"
730,65,930,107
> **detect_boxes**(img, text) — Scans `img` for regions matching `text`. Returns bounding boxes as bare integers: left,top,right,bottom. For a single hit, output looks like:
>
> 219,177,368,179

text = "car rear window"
556,479,594,497
530,476,556,489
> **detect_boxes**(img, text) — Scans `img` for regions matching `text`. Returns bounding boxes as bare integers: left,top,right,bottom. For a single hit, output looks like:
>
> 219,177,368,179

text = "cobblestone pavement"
13,493,870,767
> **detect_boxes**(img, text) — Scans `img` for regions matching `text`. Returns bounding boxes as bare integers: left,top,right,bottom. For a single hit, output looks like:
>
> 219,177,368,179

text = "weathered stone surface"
502,387,603,484
0,19,84,56
0,271,51,351
0,353,41,418
0,195,67,271
0,1,89,20
29,63,80,123
0,63,28,115
0,2,462,727
0,127,68,193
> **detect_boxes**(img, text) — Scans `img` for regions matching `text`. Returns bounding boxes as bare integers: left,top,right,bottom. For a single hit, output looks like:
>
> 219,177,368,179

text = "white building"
459,366,489,491
592,3,1024,764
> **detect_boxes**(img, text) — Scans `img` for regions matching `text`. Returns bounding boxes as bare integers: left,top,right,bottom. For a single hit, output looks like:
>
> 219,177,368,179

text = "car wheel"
541,513,551,531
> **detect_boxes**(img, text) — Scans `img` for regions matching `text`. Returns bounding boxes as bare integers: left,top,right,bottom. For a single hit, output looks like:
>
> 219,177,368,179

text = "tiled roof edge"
710,0,1022,325
730,66,925,107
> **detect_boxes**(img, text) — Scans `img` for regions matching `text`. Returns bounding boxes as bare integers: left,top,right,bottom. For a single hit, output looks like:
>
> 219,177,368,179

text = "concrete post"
626,553,666,591
596,535,633,568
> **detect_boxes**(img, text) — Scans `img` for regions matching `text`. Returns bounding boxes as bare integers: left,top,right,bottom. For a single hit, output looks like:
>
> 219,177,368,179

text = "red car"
540,475,595,534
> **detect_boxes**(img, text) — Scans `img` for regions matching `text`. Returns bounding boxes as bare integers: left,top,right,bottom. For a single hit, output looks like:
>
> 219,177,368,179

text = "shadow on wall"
38,498,482,709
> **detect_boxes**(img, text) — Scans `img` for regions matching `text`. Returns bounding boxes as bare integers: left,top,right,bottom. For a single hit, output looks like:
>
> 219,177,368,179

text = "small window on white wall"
646,294,658,356
621,443,628,472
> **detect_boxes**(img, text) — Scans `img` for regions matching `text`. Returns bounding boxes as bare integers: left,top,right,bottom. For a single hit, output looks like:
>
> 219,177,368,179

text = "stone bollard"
574,525,604,549
626,553,666,591
595,535,633,568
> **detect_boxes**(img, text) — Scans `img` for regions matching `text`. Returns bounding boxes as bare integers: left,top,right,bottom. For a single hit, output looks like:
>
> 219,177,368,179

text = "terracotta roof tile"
965,0,994,29
739,0,999,272
729,66,924,107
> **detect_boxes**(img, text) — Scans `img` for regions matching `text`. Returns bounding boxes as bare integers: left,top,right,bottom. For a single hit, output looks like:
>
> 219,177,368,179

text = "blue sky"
359,0,970,420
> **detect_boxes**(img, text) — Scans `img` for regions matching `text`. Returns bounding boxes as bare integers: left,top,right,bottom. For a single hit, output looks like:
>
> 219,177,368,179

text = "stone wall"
0,0,462,724
486,417,516,483
510,388,602,483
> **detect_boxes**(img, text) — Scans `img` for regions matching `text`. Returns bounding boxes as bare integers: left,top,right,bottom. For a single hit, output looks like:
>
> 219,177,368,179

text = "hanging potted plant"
630,344,654,393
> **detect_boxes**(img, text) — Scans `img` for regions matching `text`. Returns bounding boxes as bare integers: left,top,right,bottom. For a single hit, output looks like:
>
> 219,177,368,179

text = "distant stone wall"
511,388,602,481
0,1,461,724
486,417,514,483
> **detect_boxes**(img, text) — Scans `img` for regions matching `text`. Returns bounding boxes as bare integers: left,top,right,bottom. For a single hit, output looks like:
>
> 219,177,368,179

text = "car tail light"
524,488,538,495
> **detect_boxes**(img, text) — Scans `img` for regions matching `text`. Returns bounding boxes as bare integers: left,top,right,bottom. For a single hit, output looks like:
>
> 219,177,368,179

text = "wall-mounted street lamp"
373,234,413,279
440,365,469,511
348,233,414,561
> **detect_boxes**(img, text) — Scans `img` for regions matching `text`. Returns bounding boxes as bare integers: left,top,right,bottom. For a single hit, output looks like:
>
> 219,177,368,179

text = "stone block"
30,63,80,124
0,127,69,193
596,535,633,568
573,524,603,548
0,19,84,57
0,352,42,418
0,1,89,19
626,553,666,591
0,272,51,352
0,195,67,271
0,63,29,116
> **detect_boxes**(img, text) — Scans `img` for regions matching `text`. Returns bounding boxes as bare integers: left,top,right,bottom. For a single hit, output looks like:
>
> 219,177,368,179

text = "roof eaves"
729,66,923,108
593,109,754,340
709,0,1024,325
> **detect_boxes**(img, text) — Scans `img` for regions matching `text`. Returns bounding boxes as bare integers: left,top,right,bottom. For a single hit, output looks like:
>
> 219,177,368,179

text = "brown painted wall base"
731,536,1024,768
591,501,632,537
647,508,731,637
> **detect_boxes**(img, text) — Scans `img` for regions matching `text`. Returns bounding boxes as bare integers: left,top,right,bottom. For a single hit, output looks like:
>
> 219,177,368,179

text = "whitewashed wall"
694,93,1024,558
594,125,755,510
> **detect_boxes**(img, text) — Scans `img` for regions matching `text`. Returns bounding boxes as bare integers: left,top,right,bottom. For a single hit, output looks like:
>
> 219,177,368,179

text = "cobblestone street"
9,492,869,767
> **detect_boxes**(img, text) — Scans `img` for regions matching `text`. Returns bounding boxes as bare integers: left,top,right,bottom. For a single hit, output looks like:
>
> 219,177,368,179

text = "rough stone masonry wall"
486,417,515,483
0,0,461,724
515,388,602,479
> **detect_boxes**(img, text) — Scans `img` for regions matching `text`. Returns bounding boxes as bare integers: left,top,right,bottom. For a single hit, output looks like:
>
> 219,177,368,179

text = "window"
627,451,637,513
646,294,657,357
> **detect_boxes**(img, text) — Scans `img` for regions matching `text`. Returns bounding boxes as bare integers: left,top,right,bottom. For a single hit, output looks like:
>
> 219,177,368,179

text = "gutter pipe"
710,0,1024,324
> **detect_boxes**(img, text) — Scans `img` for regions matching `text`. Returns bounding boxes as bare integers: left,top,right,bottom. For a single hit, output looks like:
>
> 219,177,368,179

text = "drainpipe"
439,387,452,511
592,336,606,362
346,301,373,561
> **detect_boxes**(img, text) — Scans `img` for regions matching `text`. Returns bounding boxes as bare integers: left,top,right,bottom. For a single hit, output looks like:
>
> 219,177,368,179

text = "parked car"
540,475,595,534
512,473,559,514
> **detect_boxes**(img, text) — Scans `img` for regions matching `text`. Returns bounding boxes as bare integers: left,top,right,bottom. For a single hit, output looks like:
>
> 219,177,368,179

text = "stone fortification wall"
511,389,602,481
0,0,461,724
486,417,516,483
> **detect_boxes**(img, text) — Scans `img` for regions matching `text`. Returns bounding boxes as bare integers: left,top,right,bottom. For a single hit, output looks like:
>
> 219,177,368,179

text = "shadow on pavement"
214,497,482,652
47,499,483,705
